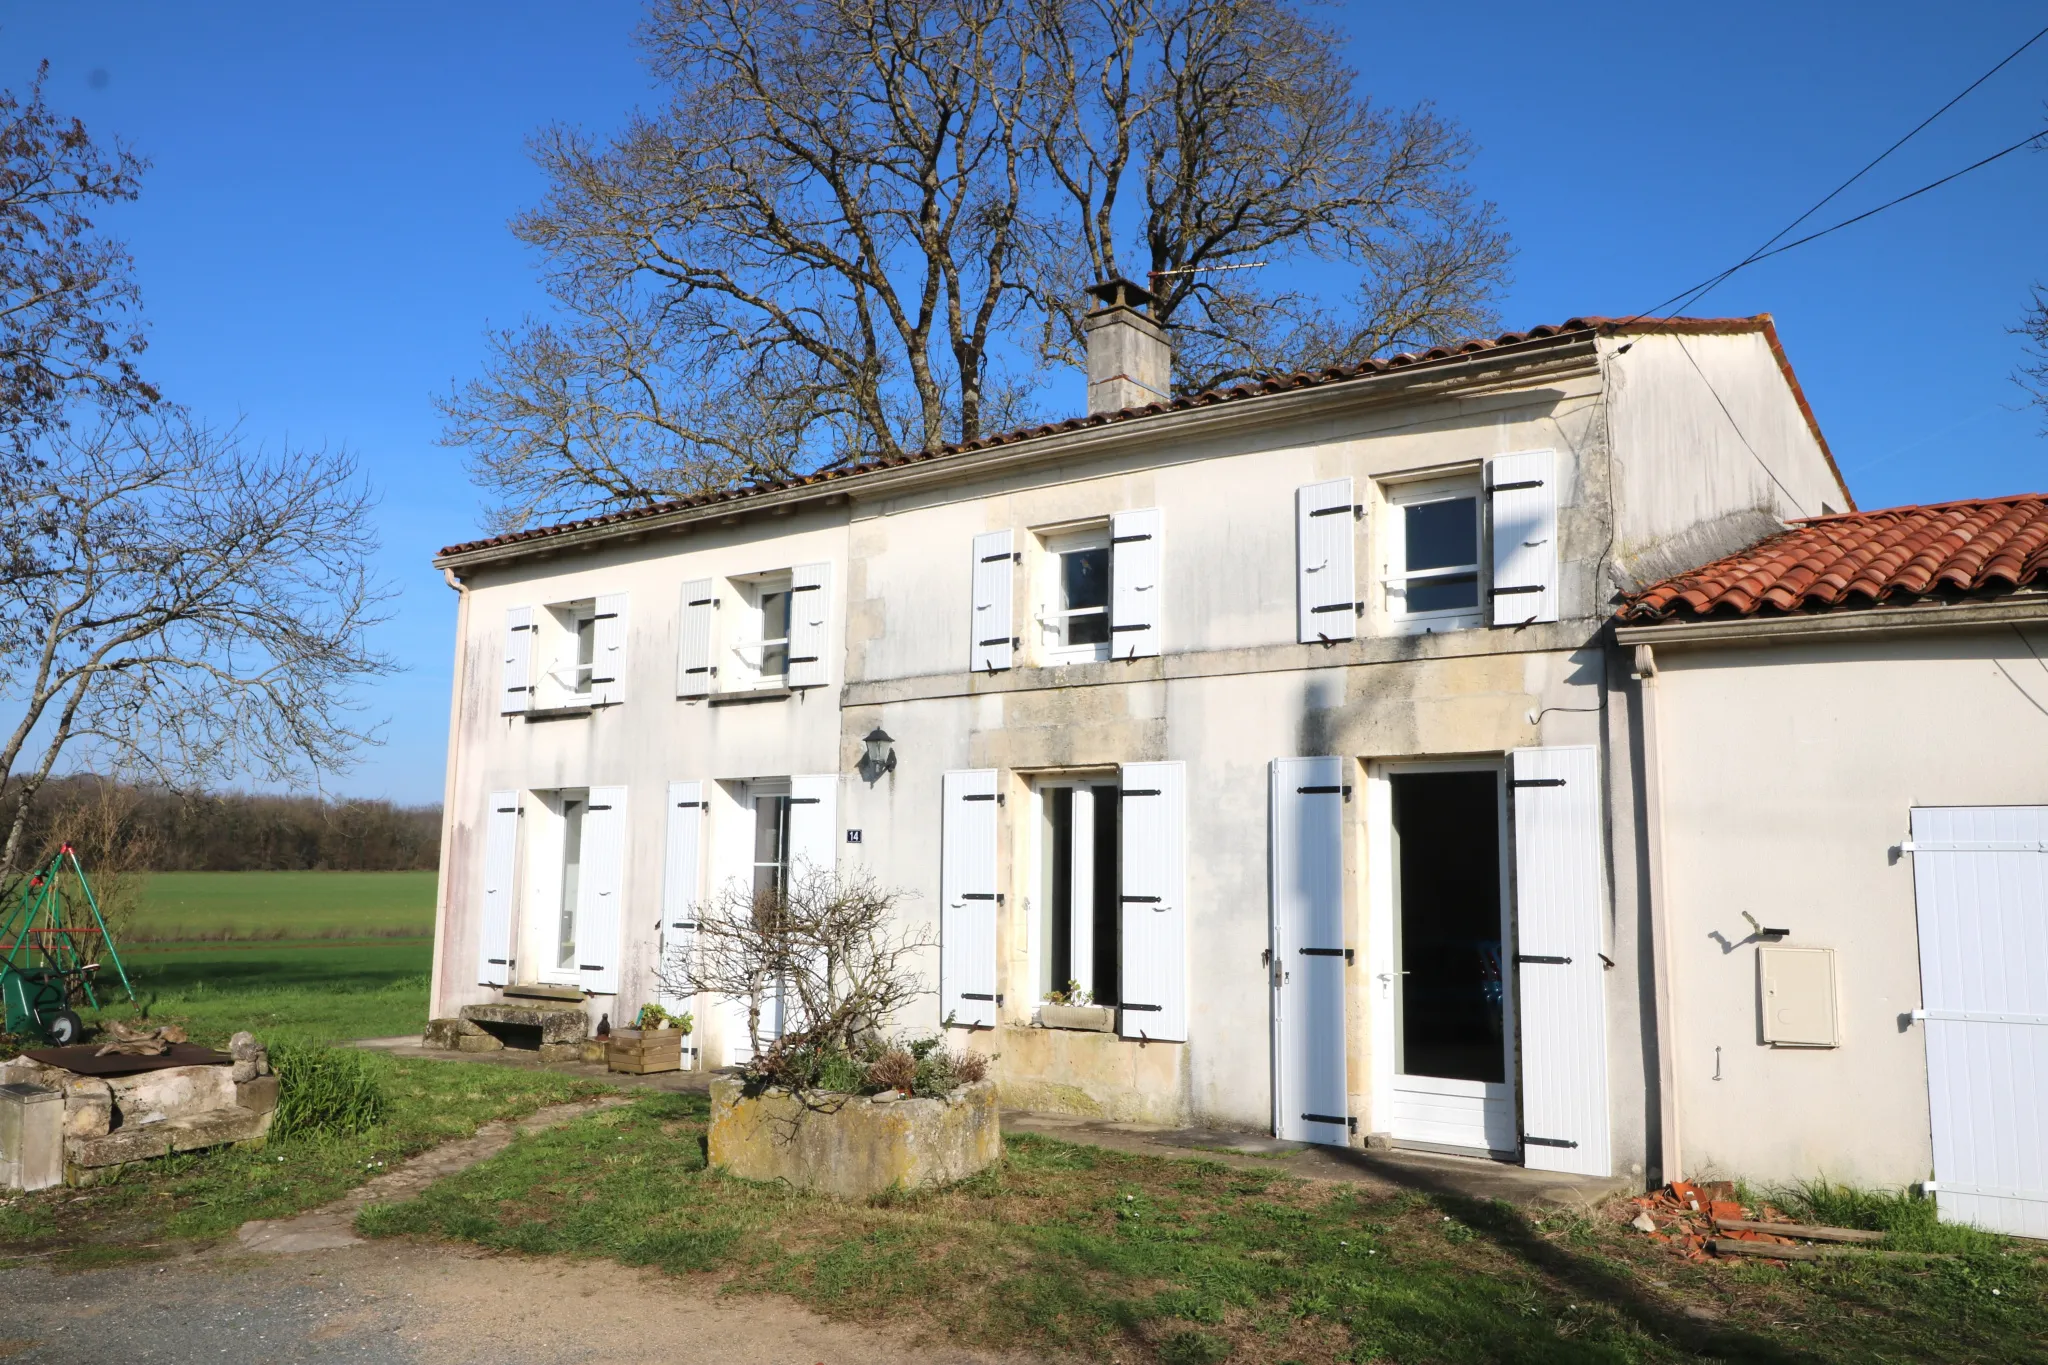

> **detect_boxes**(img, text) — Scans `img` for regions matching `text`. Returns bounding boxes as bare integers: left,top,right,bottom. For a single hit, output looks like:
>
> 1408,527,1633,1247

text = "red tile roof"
437,313,1825,562
1620,496,2048,621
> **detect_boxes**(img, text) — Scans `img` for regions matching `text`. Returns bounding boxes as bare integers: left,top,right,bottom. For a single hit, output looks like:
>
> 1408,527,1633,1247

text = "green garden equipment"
0,844,137,1044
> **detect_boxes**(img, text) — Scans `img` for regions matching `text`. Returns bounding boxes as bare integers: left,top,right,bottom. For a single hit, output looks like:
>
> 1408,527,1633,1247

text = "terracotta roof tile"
1620,496,2048,621
438,313,1817,562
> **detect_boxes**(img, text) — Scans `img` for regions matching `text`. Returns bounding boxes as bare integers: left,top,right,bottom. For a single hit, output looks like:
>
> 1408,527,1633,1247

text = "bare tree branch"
0,63,157,454
0,417,395,885
446,0,1509,528
2020,284,2048,432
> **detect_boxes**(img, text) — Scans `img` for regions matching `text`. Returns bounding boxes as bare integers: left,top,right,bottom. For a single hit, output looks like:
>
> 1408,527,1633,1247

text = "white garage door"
1910,806,2048,1239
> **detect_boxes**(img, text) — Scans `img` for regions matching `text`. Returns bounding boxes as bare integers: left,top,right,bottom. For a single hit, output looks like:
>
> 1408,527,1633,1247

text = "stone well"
707,1076,1000,1199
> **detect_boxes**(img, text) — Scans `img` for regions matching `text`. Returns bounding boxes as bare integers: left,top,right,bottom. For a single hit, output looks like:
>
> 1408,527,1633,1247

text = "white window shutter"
1296,480,1357,643
1271,757,1348,1143
659,780,704,1012
786,774,838,882
501,606,534,714
477,791,519,986
677,578,716,697
1119,760,1186,1041
1110,507,1163,659
787,561,831,688
1488,449,1558,625
969,530,1014,672
591,592,628,706
1510,745,1610,1175
575,785,629,997
940,769,1000,1029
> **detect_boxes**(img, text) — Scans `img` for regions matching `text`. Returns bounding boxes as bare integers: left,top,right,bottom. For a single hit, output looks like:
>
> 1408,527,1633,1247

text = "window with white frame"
732,573,793,688
1033,776,1121,1005
539,598,596,705
1035,527,1112,663
522,787,592,986
1380,474,1484,629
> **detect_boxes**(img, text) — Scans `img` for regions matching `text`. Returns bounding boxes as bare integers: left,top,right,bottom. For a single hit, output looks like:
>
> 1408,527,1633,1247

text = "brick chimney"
1083,278,1170,415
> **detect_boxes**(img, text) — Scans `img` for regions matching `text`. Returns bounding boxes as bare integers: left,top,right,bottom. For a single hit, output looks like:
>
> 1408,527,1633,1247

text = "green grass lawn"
129,869,437,941
87,939,433,1046
359,1092,2048,1365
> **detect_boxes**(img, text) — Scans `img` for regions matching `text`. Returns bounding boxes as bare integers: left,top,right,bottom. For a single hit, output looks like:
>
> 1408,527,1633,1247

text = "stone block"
107,1064,236,1126
1037,1004,1116,1033
455,1032,505,1052
579,1040,606,1065
459,1001,589,1044
708,1077,1001,1200
235,1075,280,1114
994,1023,1187,1125
66,1105,271,1173
229,1031,259,1062
537,1042,583,1064
0,1082,64,1191
61,1077,112,1139
230,1059,259,1084
421,1018,465,1049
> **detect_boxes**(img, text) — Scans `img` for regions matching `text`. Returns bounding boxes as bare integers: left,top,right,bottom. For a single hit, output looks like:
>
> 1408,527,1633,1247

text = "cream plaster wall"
1648,625,2048,1188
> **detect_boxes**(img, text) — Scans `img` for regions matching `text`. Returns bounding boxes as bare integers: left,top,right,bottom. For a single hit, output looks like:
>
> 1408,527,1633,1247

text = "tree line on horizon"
12,775,439,875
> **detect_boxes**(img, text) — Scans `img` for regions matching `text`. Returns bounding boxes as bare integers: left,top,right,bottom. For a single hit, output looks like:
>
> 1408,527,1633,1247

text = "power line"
1632,20,2048,322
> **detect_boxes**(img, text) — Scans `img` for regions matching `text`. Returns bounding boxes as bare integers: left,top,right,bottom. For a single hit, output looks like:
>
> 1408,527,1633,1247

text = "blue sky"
6,3,2046,803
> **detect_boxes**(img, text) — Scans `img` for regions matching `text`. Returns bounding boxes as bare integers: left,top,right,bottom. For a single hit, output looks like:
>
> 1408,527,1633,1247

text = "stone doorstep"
66,1105,273,1171
458,1002,590,1043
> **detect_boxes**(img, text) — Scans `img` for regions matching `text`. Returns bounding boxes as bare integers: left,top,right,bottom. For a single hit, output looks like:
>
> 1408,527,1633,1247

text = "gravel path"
2,1242,1033,1363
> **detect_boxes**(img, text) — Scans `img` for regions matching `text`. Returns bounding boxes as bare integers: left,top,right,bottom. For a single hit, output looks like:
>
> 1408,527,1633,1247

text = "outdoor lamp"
861,726,897,777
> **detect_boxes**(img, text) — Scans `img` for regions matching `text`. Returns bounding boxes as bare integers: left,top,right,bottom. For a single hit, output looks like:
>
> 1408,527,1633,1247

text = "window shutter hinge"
1489,479,1545,494
1511,778,1566,788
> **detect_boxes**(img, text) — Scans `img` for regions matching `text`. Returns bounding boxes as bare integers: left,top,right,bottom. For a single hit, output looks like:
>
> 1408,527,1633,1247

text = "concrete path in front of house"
1006,1112,1639,1211
353,1036,1636,1212
3,1241,1036,1364
237,1094,633,1254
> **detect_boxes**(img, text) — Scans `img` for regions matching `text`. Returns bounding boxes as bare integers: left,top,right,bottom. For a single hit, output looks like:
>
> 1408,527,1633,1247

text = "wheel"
42,1009,83,1046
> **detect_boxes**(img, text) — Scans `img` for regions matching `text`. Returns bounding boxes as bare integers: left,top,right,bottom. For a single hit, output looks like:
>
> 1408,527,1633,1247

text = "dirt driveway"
3,1241,1035,1364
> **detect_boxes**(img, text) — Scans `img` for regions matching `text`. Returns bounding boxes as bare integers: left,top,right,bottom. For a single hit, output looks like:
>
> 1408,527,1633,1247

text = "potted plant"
606,1003,694,1074
1038,981,1115,1032
661,868,1002,1198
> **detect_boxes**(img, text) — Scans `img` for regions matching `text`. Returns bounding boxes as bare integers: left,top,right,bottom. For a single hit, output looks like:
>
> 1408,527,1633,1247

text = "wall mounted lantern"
859,726,897,781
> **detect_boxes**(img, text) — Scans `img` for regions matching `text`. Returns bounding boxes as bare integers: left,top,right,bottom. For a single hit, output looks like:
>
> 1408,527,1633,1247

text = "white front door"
1272,757,1349,1144
1911,806,2048,1239
1369,763,1517,1155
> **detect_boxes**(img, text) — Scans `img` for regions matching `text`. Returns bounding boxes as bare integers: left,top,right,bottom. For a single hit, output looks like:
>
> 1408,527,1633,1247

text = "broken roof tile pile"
1621,496,2048,621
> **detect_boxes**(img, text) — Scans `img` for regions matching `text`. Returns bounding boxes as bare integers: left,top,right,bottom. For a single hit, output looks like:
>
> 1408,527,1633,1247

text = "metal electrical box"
1759,946,1839,1048
0,1081,62,1191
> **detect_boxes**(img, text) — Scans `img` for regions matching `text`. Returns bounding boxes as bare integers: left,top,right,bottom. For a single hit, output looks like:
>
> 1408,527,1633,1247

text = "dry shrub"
866,1047,917,1094
952,1050,988,1085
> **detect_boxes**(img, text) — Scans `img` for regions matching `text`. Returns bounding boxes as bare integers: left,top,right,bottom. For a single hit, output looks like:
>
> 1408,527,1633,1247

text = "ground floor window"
751,784,792,901
554,792,586,972
1037,778,1120,1004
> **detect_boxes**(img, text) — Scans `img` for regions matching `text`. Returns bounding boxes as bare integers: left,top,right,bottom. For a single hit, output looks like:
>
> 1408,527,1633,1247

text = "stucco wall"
1646,624,2048,1189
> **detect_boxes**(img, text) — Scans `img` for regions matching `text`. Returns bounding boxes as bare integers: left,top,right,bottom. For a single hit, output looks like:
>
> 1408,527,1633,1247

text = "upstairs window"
1038,527,1112,663
733,573,794,688
1382,475,1483,630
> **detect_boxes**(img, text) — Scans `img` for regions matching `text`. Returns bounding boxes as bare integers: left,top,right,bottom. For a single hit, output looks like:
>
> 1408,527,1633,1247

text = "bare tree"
1032,0,1510,391
2020,284,2048,431
0,64,156,454
0,416,392,888
444,0,1508,528
657,863,933,1062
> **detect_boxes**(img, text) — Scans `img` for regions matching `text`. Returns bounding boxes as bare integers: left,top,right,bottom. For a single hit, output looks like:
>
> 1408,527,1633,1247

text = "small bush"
867,1047,917,1093
952,1049,988,1084
271,1043,390,1139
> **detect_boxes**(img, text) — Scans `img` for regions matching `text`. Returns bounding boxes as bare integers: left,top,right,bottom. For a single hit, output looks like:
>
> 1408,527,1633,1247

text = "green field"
90,939,434,1046
131,869,437,941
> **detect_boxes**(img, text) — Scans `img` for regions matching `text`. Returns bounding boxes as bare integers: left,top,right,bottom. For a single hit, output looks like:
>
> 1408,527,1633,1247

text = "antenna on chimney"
1148,261,1269,281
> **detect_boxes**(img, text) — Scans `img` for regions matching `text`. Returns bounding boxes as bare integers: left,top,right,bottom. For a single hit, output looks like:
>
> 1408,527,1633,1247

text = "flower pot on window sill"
1038,1004,1116,1033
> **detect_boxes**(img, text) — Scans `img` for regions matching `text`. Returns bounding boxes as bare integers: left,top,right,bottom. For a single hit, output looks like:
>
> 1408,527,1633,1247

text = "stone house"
426,284,1856,1189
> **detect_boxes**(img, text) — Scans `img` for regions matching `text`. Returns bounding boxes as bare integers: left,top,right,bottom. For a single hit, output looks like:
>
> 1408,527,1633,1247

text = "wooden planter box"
605,1028,684,1074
